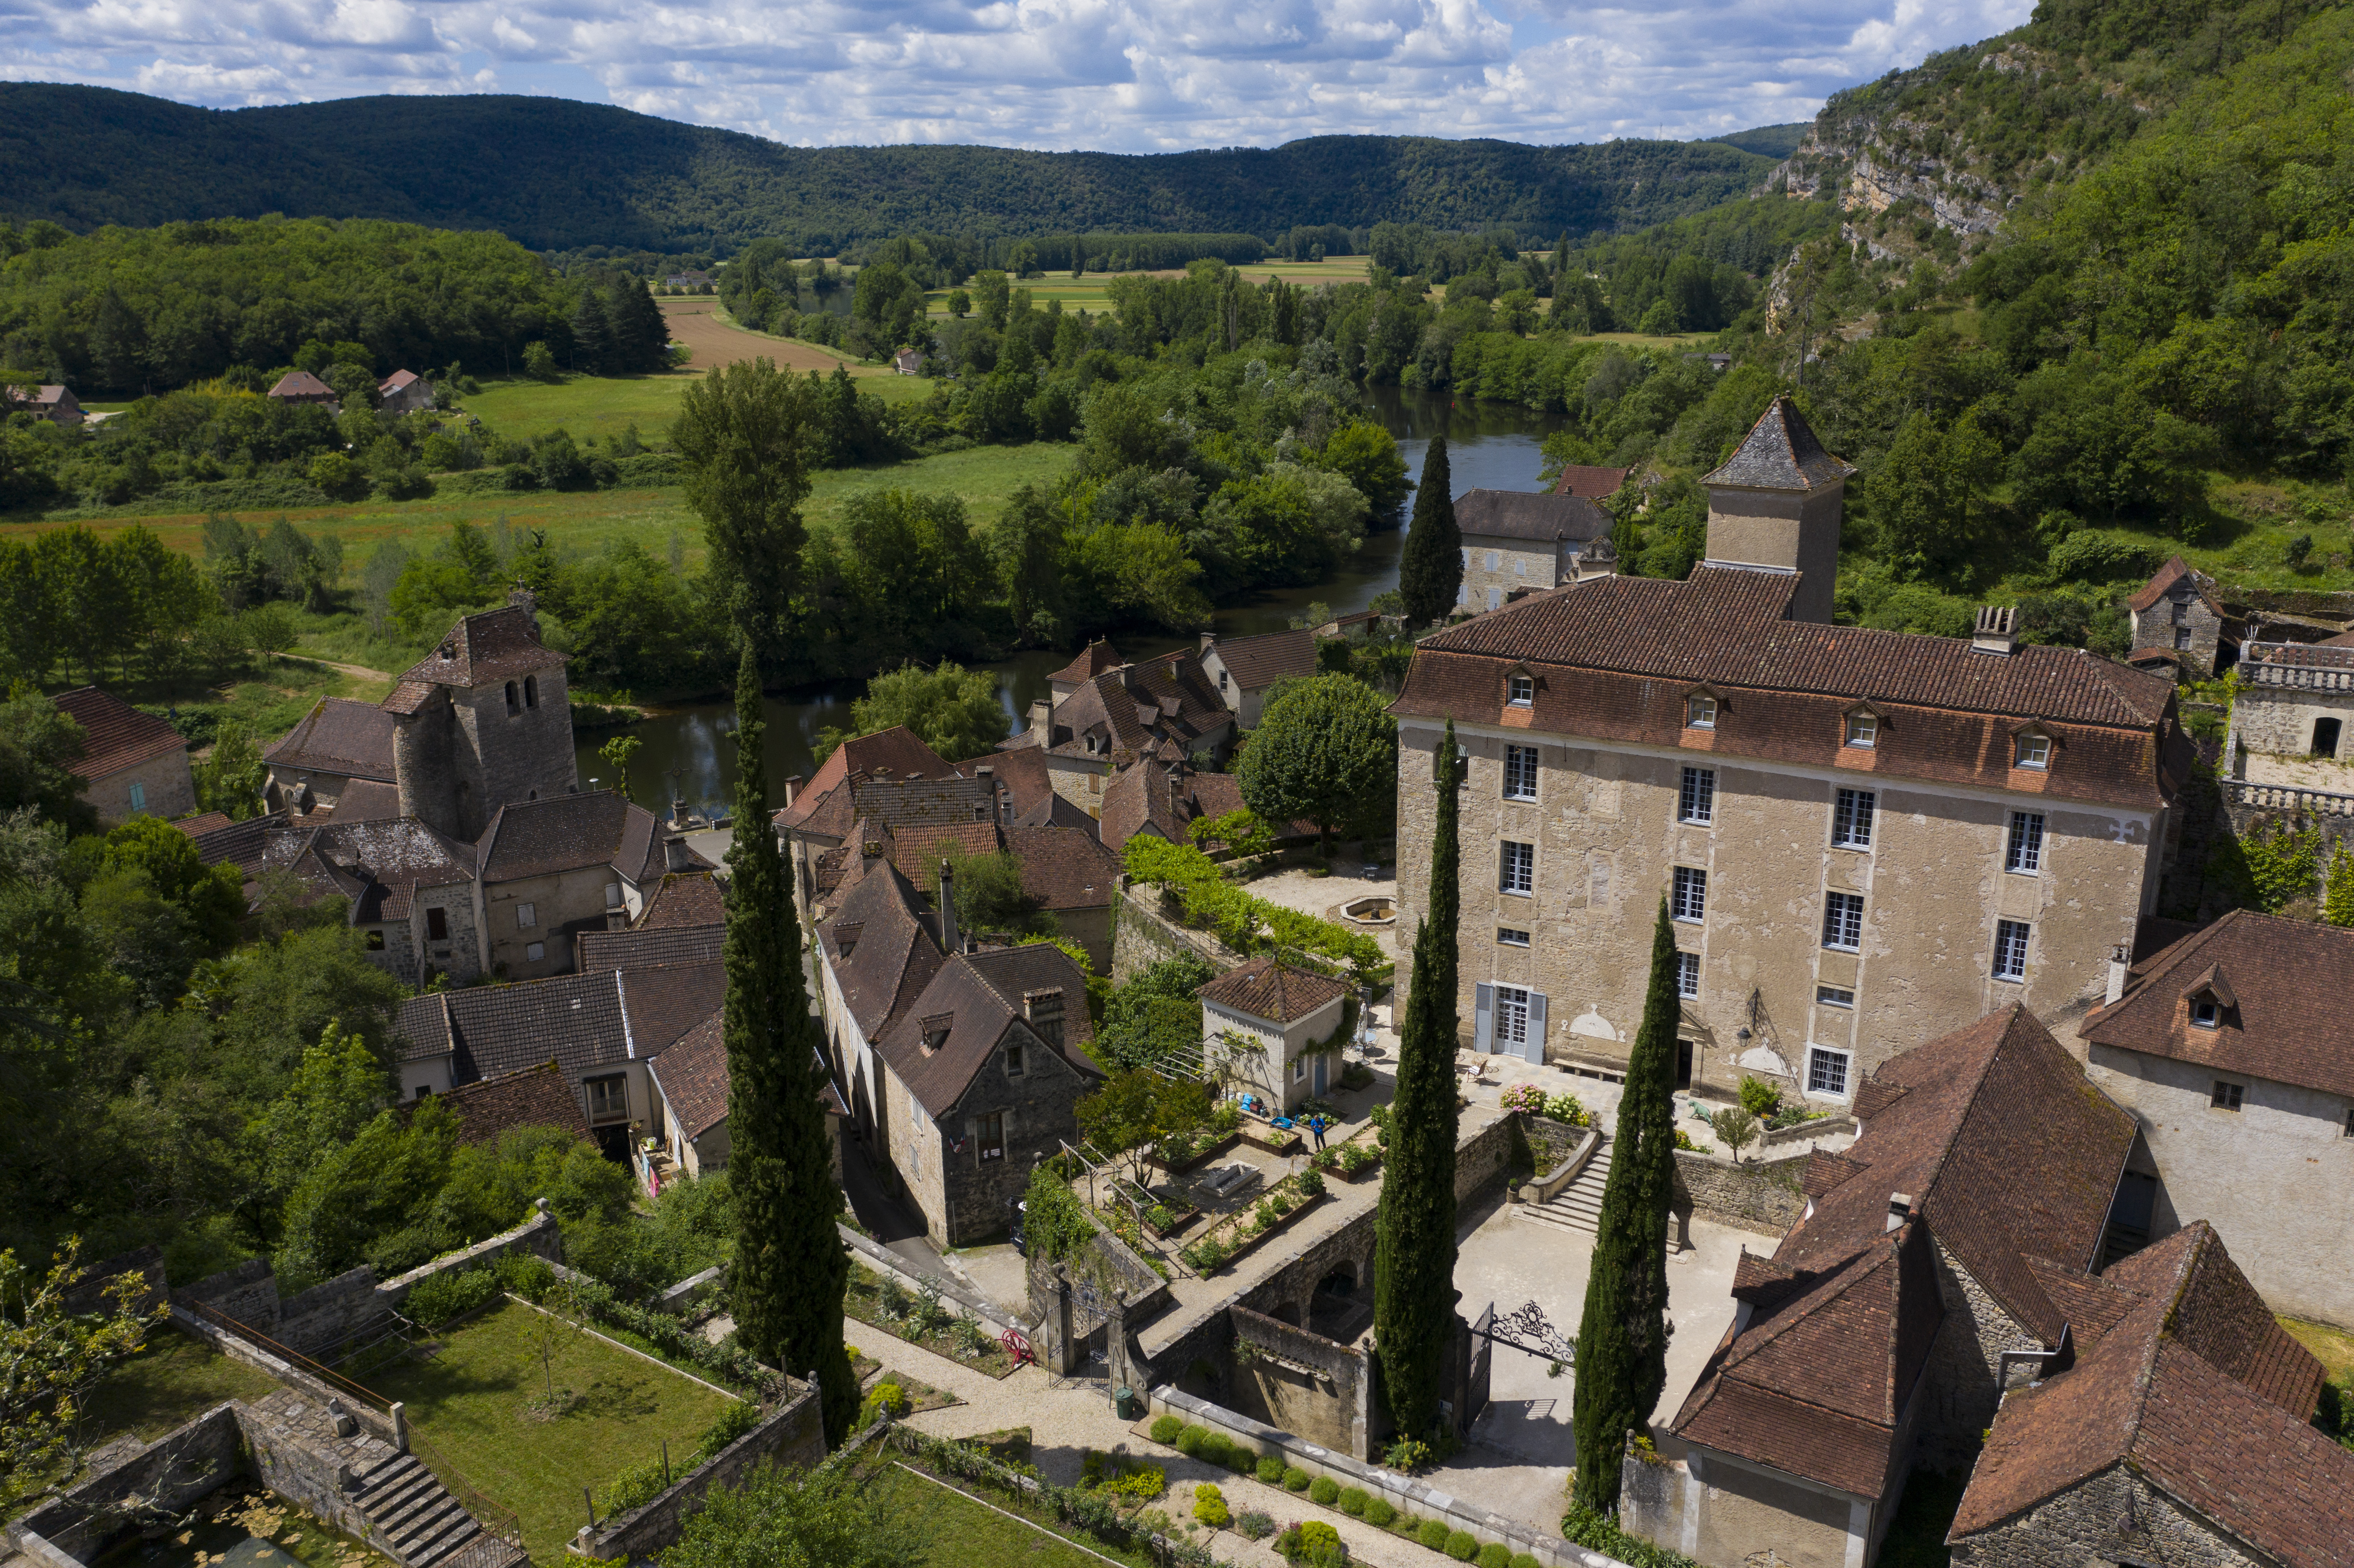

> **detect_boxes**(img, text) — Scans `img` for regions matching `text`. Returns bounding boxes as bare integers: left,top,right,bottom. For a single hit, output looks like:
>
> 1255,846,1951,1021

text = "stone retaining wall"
1670,1148,1808,1237
170,1306,401,1450
1228,1306,1371,1459
11,1404,243,1560
567,1385,825,1561
1109,881,1249,985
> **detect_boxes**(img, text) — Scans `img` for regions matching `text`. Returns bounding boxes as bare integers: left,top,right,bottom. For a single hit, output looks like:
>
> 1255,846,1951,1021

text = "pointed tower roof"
1703,395,1856,492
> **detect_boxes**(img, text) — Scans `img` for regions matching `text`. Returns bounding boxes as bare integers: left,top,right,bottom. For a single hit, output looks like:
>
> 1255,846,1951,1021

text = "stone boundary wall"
1760,1113,1857,1149
1145,1386,1636,1568
1671,1149,1808,1237
1022,1193,1174,1327
567,1384,825,1561
1109,882,1246,986
1520,1126,1599,1204
11,1404,243,1560
62,1245,167,1318
1229,1305,1372,1460
170,1307,401,1450
839,1226,1029,1337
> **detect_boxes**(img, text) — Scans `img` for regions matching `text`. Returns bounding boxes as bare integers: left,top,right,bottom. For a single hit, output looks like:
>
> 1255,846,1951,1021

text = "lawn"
462,374,706,447
2281,1316,2354,1384
76,1330,281,1452
366,1298,734,1563
870,1457,1159,1568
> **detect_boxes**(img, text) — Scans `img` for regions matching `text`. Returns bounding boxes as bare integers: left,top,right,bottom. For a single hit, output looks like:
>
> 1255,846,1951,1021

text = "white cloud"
3,0,2037,151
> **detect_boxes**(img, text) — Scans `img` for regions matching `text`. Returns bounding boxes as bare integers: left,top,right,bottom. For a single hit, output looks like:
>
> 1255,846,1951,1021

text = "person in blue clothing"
1308,1114,1328,1150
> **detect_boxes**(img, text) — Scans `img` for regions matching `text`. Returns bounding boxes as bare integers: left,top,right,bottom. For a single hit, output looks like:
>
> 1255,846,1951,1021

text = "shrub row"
1123,838,1390,986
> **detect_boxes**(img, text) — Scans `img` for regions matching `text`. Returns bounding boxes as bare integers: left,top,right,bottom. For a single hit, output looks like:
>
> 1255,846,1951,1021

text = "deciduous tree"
672,360,816,663
1237,675,1398,855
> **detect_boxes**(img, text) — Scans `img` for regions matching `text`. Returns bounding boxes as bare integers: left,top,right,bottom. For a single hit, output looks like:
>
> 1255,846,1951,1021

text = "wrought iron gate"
1465,1304,1494,1427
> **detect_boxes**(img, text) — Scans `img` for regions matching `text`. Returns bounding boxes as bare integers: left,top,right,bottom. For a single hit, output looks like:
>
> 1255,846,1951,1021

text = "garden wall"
61,1245,167,1317
567,1383,824,1561
1022,1194,1172,1328
1670,1149,1808,1237
1227,1306,1371,1460
11,1404,244,1560
1109,881,1244,985
169,1306,401,1450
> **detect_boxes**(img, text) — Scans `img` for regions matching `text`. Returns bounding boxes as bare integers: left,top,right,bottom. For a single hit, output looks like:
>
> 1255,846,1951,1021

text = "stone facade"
570,1385,824,1561
88,748,197,826
390,623,577,845
882,1012,1091,1247
2223,641,2354,801
1202,990,1349,1114
1228,1304,1371,1459
1669,1149,1809,1237
2131,576,2230,680
1396,724,2164,1100
1457,537,1575,614
1948,1464,2266,1568
376,880,482,986
1700,483,1844,627
1111,881,1241,984
479,865,633,980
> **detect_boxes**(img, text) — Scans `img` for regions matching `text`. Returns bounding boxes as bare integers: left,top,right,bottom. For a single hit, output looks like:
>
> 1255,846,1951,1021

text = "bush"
1150,1414,1185,1444
1193,1483,1230,1528
402,1265,500,1327
1310,1476,1339,1506
1236,1510,1276,1541
1478,1544,1513,1568
1500,1083,1545,1113
1280,1520,1344,1566
308,452,369,501
1339,1486,1369,1516
1223,1444,1255,1474
1446,1529,1479,1560
872,1381,910,1417
1419,1519,1453,1549
1284,1466,1312,1492
1257,1454,1287,1484
495,1252,556,1298
600,1455,669,1516
1198,1431,1234,1466
1176,1424,1210,1457
1737,1075,1782,1118
523,341,560,380
1511,1554,1542,1568
1364,1497,1397,1527
1297,1169,1325,1198
695,1399,761,1460
2047,530,2161,583
1110,1465,1165,1502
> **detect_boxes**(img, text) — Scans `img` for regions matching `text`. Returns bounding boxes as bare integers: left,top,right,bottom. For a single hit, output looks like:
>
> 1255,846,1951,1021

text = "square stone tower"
1700,394,1856,626
385,590,579,844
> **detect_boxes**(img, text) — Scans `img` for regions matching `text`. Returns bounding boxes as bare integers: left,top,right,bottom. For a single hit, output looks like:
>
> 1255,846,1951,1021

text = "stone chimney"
663,834,694,873
2105,944,2131,1006
782,774,802,809
938,857,958,954
1886,1193,1913,1233
976,766,996,825
1972,605,2018,656
1024,988,1066,1048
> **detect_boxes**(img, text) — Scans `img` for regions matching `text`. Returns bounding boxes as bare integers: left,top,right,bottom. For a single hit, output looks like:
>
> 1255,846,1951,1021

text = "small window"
366,930,387,951
605,883,623,908
1498,927,1531,947
1833,788,1875,849
412,1084,433,1100
2174,627,2192,650
2006,811,2046,874
524,675,538,709
2211,1080,2244,1112
1686,693,1717,729
1219,671,1229,691
1816,985,1855,1009
2190,998,2220,1029
2344,1106,2353,1138
1293,1054,1306,1083
1822,891,1864,952
1844,712,1877,749
587,1076,628,1121
505,681,520,713
1500,840,1535,895
128,781,146,813
426,906,450,942
1672,866,1707,924
1679,766,1716,825
1508,672,1535,707
976,1111,1005,1162
1993,919,2031,981
1514,557,1526,577
1005,1044,1026,1077
1675,951,1699,999
517,901,537,929
1807,1046,1852,1099
525,941,545,962
2015,731,2050,769
1504,744,1538,800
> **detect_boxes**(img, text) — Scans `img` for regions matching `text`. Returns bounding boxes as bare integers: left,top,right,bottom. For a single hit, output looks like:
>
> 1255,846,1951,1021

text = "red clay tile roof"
1006,825,1119,911
1702,395,1856,491
395,602,567,688
2127,555,2225,617
263,698,396,781
1198,955,1349,1024
1204,629,1317,691
381,680,439,715
875,942,1098,1114
1453,489,1613,544
820,860,946,1040
1048,641,1125,689
173,811,234,837
775,726,958,831
1951,1223,2349,1563
635,870,726,929
267,369,336,400
416,1060,594,1146
579,923,724,973
52,687,186,780
892,822,1006,895
976,746,1054,820
1549,464,1629,500
650,1015,729,1140
2081,909,2354,1098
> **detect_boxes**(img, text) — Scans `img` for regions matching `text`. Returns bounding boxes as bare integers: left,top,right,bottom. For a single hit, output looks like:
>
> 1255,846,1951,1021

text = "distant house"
2126,555,2234,680
1548,464,1628,500
1454,489,1616,613
378,370,434,415
893,349,924,376
266,369,341,411
4,384,82,426
662,271,712,288
53,686,194,825
1198,957,1350,1111
1196,628,1318,729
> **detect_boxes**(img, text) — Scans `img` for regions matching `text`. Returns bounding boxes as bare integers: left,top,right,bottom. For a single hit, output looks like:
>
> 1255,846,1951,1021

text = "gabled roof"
267,369,336,400
775,725,959,831
1951,1224,2347,1563
579,922,724,974
1198,955,1348,1025
263,697,397,782
1453,489,1613,544
818,859,944,1041
177,813,280,878
650,1015,729,1140
379,370,421,393
52,687,185,780
1202,628,1317,692
1549,464,1629,500
173,811,234,837
1701,394,1856,491
393,601,567,690
1047,641,1125,690
392,962,721,1080
635,869,726,929
874,943,1099,1114
1005,825,1119,911
415,1060,594,1146
261,816,476,924
2126,555,2224,617
1013,791,1099,832
475,791,673,884
976,746,1055,821
2082,909,2354,1098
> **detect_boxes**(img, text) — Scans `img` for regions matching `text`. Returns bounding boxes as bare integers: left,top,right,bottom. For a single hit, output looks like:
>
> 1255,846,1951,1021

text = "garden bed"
1177,1172,1330,1275
843,1265,1018,1378
1239,1124,1302,1157
1154,1130,1242,1175
861,1368,961,1422
1309,1134,1384,1183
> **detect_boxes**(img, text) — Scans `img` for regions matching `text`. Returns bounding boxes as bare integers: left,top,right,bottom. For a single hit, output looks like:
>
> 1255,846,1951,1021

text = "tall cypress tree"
1374,720,1462,1439
1397,434,1461,626
1571,897,1680,1509
722,644,857,1443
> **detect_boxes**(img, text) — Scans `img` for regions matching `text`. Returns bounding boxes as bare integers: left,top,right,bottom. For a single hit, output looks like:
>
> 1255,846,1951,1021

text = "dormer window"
921,1013,953,1053
2015,730,2050,769
2191,998,2220,1029
1508,672,1534,707
1844,711,1877,749
1687,694,1717,729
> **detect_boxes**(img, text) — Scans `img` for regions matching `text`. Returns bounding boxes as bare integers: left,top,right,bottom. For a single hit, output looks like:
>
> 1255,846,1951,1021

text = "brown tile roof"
476,791,670,884
1006,825,1119,911
1549,464,1629,500
2127,555,2225,617
392,962,720,1080
1198,955,1349,1024
887,822,1003,895
579,923,724,973
620,962,726,1055
1951,1224,2349,1563
820,860,945,1040
394,602,567,690
173,811,234,837
1203,629,1317,692
775,726,958,831
2081,909,2354,1098
267,369,336,401
418,1060,593,1145
1013,791,1098,832
324,778,403,823
650,1015,729,1140
261,817,476,923
179,814,280,878
263,698,396,782
1453,489,1613,545
1048,641,1125,690
874,943,1099,1114
381,680,438,716
976,746,1054,820
636,869,726,929
1701,395,1855,491
52,687,186,780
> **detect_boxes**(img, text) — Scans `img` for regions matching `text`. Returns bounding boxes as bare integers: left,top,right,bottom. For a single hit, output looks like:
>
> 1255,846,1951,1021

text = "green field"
462,373,707,446
926,256,1377,318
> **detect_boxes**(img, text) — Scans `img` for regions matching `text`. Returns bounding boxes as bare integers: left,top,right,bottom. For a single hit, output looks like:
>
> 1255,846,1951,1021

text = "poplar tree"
1571,897,1680,1509
721,644,857,1443
1374,720,1461,1439
1397,434,1460,626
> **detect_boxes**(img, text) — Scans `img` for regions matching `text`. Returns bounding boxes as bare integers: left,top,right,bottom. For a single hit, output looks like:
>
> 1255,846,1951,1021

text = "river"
580,389,1570,811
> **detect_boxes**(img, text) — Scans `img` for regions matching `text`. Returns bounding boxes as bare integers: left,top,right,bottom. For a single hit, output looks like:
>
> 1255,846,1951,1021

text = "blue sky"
2,0,2033,151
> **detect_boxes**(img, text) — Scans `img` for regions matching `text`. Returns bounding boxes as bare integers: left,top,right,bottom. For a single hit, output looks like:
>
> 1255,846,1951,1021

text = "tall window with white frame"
2006,811,2046,874
1993,918,2032,981
1500,840,1535,896
1679,766,1716,825
1675,951,1700,999
1504,744,1539,801
1494,985,1533,1052
1672,866,1708,924
1832,788,1875,849
1822,891,1864,951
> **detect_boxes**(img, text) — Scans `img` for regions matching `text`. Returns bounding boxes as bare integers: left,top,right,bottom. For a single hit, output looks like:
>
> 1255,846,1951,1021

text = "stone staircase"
354,1453,525,1568
1519,1134,1613,1237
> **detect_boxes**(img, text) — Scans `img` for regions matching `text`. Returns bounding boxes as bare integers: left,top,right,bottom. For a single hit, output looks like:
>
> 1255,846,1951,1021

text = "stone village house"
1454,488,1618,614
54,685,195,825
1197,956,1350,1113
1391,397,2194,1105
1007,641,1236,814
1195,628,1320,729
2125,554,2236,681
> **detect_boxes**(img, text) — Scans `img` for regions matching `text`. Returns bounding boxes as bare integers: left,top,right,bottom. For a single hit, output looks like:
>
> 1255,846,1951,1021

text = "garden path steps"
1516,1134,1690,1253
241,1388,523,1568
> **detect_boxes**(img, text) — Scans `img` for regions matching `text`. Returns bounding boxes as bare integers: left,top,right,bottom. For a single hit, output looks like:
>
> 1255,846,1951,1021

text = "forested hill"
0,84,1773,252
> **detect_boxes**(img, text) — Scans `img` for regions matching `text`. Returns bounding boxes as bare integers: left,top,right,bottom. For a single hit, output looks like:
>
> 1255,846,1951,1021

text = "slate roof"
2127,555,2225,618
874,943,1099,1114
1670,1006,2135,1499
819,860,946,1041
178,814,280,878
1198,955,1348,1024
635,870,726,929
52,687,186,780
2081,909,2354,1098
1203,629,1317,692
580,923,724,974
1013,792,1099,832
323,778,402,823
395,602,567,689
1951,1223,2348,1563
476,791,673,884
391,962,721,1079
1005,825,1120,911
263,698,396,781
1549,464,1629,500
650,1015,729,1140
775,726,958,831
260,817,476,924
1701,394,1856,491
417,1060,594,1145
1453,489,1613,545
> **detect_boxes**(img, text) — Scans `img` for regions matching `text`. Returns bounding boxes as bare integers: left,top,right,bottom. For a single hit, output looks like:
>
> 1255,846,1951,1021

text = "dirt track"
659,297,889,378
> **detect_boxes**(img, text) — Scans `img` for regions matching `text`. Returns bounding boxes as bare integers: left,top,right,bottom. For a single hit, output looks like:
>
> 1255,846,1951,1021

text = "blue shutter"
1524,992,1548,1064
1474,983,1494,1053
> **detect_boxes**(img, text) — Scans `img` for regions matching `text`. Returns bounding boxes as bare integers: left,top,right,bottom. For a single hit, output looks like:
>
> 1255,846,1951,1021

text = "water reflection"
585,391,1567,810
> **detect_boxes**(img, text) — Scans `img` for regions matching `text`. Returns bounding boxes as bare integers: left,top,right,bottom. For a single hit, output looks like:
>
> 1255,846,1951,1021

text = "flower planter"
1156,1130,1243,1175
1180,1190,1328,1275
